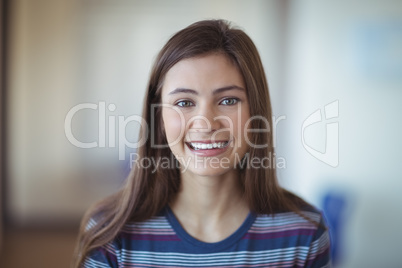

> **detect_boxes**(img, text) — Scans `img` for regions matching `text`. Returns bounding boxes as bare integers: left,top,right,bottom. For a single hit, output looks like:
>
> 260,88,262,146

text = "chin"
183,166,235,177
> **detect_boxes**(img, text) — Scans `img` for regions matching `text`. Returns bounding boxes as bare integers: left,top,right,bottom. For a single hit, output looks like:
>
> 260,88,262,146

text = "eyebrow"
168,85,245,95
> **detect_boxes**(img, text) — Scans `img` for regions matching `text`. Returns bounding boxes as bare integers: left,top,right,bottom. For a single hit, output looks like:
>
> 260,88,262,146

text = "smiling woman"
74,20,331,268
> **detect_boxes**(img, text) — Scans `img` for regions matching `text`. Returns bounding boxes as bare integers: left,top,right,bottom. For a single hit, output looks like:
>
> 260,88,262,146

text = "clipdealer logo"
64,100,339,167
64,101,284,161
64,102,148,160
301,100,339,167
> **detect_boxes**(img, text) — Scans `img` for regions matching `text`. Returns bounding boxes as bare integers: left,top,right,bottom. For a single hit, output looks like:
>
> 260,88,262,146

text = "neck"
169,169,249,242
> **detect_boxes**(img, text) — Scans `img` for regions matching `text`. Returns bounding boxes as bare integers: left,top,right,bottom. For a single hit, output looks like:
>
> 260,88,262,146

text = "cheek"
236,104,251,147
236,105,250,137
162,108,184,143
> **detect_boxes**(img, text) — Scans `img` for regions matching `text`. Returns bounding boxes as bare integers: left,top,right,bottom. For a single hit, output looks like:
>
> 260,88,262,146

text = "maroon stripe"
98,247,118,264
243,229,316,240
305,246,330,267
121,233,181,241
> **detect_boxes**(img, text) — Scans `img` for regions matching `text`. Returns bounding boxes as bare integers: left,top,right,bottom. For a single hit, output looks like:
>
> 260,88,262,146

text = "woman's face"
161,53,250,177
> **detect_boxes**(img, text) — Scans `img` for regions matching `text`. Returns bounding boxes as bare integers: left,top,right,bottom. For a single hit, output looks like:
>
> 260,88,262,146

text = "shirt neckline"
165,206,256,251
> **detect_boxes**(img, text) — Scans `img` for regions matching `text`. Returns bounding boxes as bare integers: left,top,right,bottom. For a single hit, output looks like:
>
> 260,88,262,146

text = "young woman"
74,19,331,268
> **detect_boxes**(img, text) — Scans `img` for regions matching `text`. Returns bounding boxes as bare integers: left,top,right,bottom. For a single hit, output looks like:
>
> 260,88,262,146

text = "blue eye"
176,100,194,107
220,98,239,105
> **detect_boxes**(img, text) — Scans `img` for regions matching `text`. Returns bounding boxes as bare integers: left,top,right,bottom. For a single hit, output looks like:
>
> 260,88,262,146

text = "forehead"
162,53,245,95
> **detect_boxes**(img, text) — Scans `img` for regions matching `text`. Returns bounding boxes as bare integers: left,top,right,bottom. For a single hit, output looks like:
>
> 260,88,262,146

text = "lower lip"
186,142,231,157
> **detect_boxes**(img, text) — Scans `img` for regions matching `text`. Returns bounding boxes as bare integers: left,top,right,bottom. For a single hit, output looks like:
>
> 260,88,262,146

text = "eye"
220,98,239,106
175,100,194,107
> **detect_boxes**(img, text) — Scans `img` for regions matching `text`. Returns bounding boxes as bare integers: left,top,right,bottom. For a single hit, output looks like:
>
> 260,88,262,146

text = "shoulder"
119,211,174,237
83,210,173,266
253,204,325,235
251,205,331,267
295,206,332,267
81,215,121,267
280,190,330,232
83,241,120,268
254,203,330,246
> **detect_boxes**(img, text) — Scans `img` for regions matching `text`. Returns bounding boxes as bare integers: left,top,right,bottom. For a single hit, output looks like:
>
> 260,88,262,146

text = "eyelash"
220,98,239,105
175,98,240,107
175,100,194,107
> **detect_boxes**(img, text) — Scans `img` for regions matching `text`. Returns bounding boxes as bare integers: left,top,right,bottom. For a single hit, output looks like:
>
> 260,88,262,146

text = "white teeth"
188,142,228,150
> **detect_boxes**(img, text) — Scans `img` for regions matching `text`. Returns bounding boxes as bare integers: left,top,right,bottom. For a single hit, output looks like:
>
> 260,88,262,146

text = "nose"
188,103,222,132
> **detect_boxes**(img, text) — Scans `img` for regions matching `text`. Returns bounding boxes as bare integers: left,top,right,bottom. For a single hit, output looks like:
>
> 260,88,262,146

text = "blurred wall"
7,0,286,224
278,0,402,267
0,0,3,250
8,0,88,226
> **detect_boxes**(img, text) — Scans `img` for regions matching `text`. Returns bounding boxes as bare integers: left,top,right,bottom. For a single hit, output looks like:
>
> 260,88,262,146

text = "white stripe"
125,217,172,229
308,230,331,258
85,218,97,231
118,247,310,266
84,257,111,268
253,212,321,227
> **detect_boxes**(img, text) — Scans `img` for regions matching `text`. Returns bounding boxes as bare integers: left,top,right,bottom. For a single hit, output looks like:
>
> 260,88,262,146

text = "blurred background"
0,0,401,267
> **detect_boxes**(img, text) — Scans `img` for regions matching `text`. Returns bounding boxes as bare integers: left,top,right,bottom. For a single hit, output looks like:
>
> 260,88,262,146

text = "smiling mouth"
186,141,230,150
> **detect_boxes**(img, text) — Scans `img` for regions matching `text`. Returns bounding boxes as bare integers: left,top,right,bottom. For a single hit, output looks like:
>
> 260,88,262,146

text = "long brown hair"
73,19,309,267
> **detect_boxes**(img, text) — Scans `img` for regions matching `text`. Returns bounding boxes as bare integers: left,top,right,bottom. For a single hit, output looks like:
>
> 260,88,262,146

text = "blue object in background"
322,191,347,266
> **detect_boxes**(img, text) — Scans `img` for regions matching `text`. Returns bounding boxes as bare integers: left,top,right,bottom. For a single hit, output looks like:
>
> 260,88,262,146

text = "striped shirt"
84,206,331,267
